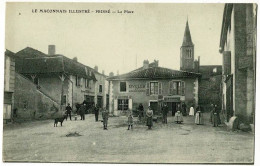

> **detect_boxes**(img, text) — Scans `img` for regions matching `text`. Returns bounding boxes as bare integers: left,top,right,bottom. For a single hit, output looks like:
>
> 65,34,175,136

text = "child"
127,109,133,130
174,105,183,124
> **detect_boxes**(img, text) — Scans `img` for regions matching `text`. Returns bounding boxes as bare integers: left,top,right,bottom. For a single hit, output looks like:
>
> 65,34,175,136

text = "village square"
3,3,256,164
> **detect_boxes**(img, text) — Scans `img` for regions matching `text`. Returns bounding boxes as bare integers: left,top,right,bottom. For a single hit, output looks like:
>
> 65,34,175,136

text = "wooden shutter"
129,98,133,110
114,99,118,111
181,81,185,96
159,82,162,95
146,82,150,96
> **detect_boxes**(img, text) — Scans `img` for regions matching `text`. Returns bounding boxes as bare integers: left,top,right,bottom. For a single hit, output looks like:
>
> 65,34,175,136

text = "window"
120,82,127,92
61,95,66,105
150,82,159,95
85,78,90,88
118,99,129,110
99,85,102,93
76,76,80,86
169,81,185,95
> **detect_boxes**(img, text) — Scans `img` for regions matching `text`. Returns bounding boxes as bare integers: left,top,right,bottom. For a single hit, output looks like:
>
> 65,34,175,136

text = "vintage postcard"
3,2,256,164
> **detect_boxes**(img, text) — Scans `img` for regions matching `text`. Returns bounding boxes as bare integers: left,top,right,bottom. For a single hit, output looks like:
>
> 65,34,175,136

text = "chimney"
143,60,149,69
72,57,78,62
117,70,119,76
102,70,105,75
48,45,56,55
94,65,98,72
109,72,114,77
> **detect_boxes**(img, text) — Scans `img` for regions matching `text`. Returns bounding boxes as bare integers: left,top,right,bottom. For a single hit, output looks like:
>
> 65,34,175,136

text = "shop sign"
163,96,181,102
81,89,94,94
129,84,146,92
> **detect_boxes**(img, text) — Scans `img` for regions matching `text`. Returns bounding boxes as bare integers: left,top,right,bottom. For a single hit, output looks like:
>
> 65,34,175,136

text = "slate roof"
107,66,201,80
182,21,194,47
14,47,97,80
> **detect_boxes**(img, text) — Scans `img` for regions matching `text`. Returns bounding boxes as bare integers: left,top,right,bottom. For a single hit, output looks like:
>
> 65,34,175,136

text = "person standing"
146,106,153,129
94,104,99,122
127,109,134,130
65,103,72,121
138,103,144,122
174,105,184,124
162,103,169,124
212,105,219,127
182,102,187,116
189,105,195,116
195,105,203,125
102,107,109,130
79,103,86,120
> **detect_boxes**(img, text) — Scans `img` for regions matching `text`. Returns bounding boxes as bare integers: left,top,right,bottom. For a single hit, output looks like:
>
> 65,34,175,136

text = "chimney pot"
94,65,98,72
143,60,149,69
109,72,114,77
48,45,56,55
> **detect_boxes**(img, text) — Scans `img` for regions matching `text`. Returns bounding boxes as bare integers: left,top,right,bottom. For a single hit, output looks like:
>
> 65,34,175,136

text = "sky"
5,3,225,75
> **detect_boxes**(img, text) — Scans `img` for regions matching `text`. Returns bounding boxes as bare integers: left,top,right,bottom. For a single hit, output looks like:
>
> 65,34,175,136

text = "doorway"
166,102,181,116
97,96,103,108
149,102,158,115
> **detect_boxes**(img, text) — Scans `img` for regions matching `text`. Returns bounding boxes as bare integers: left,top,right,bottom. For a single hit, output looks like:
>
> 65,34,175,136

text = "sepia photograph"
2,1,257,164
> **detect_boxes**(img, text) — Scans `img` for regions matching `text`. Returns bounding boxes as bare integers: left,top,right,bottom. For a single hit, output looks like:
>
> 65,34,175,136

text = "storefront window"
150,82,159,95
120,82,127,92
118,99,128,110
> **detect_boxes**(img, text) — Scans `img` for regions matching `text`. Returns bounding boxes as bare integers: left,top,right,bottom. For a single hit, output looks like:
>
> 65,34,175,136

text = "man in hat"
79,103,86,120
65,103,72,121
162,103,169,124
94,104,99,122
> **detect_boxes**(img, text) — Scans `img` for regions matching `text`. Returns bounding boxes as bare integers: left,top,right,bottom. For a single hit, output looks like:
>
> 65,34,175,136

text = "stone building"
13,46,108,119
219,4,256,125
181,20,222,110
107,60,200,116
4,50,15,123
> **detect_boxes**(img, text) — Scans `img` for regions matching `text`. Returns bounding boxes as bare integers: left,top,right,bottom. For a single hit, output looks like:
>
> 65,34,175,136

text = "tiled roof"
14,47,97,80
5,49,15,57
107,66,201,80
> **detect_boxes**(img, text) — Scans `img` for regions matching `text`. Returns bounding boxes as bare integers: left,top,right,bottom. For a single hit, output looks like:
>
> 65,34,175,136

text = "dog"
54,115,67,127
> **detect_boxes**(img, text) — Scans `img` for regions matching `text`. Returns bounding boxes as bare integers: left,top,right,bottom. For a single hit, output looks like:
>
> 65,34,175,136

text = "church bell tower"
180,20,194,72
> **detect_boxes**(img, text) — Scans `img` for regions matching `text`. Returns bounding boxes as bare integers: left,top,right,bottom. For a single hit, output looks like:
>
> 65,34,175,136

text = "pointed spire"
182,20,194,47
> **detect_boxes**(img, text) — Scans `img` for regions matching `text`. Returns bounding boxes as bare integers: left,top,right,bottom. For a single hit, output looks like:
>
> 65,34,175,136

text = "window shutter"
182,81,185,96
129,98,133,110
114,99,118,111
159,82,162,95
146,82,150,96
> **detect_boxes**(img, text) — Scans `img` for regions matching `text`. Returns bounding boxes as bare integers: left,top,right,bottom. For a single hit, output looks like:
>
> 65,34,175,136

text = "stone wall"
14,73,62,120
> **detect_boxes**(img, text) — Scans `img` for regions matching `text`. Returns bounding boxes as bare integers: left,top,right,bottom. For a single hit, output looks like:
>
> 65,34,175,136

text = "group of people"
64,102,221,131
128,102,221,130
64,102,109,130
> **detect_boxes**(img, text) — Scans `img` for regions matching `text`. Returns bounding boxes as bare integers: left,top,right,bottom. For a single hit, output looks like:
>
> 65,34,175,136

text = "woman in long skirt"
146,106,153,129
195,105,203,125
189,106,195,116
